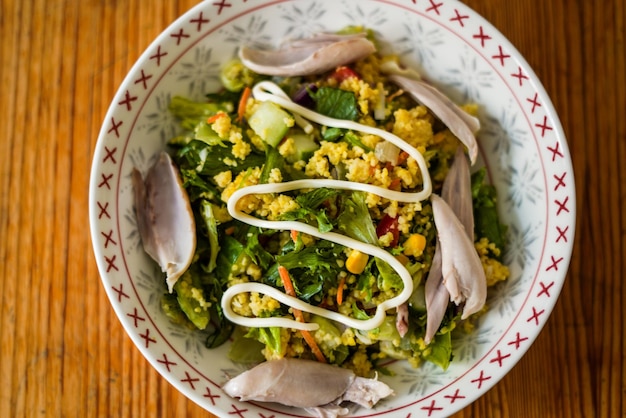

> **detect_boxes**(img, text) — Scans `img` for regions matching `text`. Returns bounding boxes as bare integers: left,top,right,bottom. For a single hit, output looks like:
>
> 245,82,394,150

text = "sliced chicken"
424,240,448,344
132,152,196,293
239,32,376,77
222,358,393,417
442,146,474,238
425,147,476,342
395,303,409,338
387,74,480,165
431,194,486,319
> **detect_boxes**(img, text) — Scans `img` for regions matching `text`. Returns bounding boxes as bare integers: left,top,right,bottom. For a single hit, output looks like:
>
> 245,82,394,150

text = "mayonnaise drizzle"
221,81,433,332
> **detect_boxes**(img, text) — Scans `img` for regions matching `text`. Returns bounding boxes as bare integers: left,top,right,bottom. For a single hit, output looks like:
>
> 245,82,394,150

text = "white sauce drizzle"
221,81,433,332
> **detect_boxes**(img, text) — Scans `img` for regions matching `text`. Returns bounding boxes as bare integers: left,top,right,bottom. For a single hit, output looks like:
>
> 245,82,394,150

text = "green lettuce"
471,168,507,255
311,87,359,121
337,191,378,245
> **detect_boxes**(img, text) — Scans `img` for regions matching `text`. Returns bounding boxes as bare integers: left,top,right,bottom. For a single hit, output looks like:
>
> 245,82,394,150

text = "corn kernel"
403,233,427,257
345,250,369,274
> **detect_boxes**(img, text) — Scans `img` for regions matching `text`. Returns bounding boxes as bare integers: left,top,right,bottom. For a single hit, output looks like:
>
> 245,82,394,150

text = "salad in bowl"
89,1,574,417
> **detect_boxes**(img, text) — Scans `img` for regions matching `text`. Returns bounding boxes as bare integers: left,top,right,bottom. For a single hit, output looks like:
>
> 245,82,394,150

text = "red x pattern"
556,225,569,243
444,389,466,404
98,173,113,189
511,66,529,86
170,28,190,45
101,230,117,248
140,328,157,348
450,9,469,27
149,45,168,66
537,281,555,298
508,332,529,350
97,202,110,219
103,146,117,164
492,45,511,66
104,254,118,272
134,69,152,90
421,399,444,416
490,349,511,367
127,307,145,328
107,117,122,138
181,371,200,390
228,404,248,418
426,0,443,15
471,370,491,389
548,141,564,161
535,115,554,137
553,172,567,191
118,90,138,111
157,354,177,372
527,93,542,113
527,307,545,326
190,11,210,31
212,0,232,15
111,283,129,302
473,26,492,47
555,196,570,216
203,387,221,405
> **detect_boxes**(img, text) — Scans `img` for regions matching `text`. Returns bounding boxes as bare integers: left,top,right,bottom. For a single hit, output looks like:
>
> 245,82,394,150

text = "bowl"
89,1,576,416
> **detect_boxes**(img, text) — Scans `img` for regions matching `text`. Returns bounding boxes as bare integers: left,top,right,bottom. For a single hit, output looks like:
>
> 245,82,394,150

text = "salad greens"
148,44,509,374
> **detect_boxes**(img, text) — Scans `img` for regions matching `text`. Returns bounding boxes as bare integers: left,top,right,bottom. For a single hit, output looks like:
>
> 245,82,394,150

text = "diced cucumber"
288,133,319,163
248,101,293,147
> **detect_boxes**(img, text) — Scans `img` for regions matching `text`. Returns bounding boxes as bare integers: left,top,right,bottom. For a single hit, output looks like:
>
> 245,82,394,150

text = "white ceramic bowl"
89,1,576,416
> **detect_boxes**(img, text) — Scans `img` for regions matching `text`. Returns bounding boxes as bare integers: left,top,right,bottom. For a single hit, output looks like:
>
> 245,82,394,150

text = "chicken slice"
431,194,487,319
132,152,196,293
239,32,376,77
223,358,393,417
388,74,480,165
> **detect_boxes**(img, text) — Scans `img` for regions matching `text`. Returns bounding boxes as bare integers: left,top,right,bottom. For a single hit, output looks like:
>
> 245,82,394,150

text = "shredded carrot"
336,275,346,306
278,265,297,299
290,229,299,243
237,86,251,122
397,151,410,166
206,112,225,124
277,265,327,363
300,330,327,364
389,177,402,191
224,226,236,235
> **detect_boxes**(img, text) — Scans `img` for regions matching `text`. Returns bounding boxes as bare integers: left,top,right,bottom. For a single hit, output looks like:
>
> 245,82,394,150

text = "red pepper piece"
376,214,400,247
329,66,359,83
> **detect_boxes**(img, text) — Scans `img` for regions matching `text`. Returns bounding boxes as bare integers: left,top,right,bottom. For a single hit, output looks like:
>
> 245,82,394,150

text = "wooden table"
1,0,623,416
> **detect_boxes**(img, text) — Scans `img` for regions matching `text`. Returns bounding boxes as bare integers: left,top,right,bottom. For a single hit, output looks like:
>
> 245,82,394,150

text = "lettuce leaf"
280,188,339,233
259,145,284,184
422,331,453,370
471,168,507,255
198,200,220,273
240,226,274,270
265,240,344,301
215,235,245,281
375,258,404,292
337,191,378,245
172,268,211,330
312,87,359,121
175,139,265,177
245,326,285,357
168,95,231,131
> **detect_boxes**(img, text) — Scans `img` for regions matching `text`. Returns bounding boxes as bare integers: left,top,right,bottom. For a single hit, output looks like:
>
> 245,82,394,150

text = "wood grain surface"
0,0,623,417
